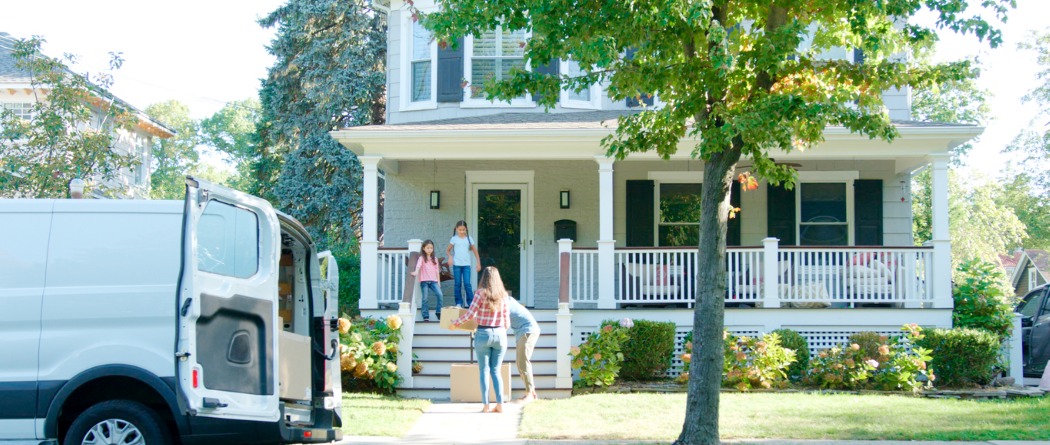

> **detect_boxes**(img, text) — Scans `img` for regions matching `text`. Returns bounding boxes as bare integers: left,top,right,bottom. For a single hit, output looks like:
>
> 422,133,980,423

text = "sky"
0,1,1048,177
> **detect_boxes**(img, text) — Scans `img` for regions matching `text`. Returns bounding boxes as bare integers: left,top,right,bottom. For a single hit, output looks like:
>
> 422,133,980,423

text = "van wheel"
64,400,171,445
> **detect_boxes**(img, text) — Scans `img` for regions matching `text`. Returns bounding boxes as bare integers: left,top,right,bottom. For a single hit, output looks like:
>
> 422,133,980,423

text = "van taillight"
303,431,313,438
192,369,199,388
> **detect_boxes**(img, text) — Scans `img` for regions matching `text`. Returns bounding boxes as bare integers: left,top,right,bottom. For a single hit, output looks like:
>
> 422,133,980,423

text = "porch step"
406,315,564,400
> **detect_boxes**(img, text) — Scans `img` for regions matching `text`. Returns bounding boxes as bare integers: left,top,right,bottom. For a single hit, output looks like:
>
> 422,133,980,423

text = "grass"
520,392,1050,441
340,392,431,437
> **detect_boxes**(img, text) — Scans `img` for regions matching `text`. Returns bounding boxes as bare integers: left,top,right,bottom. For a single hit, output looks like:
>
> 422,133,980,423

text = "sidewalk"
331,402,1050,445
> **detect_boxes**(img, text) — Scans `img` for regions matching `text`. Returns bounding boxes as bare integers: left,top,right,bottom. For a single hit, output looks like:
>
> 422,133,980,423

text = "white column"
407,239,423,309
359,155,382,310
595,156,616,309
762,237,781,308
1007,313,1024,381
396,303,414,388
929,154,952,309
555,302,573,389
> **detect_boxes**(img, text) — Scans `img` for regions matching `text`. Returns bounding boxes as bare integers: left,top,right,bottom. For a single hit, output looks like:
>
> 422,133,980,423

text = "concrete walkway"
329,401,1050,445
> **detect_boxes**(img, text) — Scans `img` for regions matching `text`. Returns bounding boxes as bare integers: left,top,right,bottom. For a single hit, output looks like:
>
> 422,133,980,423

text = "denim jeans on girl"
473,327,508,405
419,281,442,320
452,265,473,307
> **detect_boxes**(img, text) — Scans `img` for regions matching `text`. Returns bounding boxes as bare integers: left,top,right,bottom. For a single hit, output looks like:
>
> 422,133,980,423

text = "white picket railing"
377,248,410,304
564,243,935,307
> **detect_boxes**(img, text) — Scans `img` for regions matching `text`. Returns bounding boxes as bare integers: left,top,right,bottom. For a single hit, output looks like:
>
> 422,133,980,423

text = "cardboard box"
278,282,293,297
278,331,311,401
439,306,477,331
450,363,511,403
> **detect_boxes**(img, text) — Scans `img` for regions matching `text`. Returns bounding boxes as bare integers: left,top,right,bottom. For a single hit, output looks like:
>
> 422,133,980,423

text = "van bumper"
283,426,343,443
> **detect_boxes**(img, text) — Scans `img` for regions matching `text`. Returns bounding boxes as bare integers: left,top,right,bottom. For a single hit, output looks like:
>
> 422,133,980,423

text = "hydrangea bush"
570,318,632,387
338,314,403,394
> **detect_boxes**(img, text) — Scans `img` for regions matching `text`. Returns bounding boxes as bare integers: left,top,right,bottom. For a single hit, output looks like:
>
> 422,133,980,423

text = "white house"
0,32,174,198
329,2,1018,398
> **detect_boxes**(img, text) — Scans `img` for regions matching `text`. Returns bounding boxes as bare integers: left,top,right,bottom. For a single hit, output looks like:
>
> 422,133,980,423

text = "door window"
197,201,259,278
477,189,522,298
1018,288,1045,318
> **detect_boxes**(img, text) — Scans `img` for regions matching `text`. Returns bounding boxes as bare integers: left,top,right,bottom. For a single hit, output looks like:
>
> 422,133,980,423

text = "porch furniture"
847,257,904,307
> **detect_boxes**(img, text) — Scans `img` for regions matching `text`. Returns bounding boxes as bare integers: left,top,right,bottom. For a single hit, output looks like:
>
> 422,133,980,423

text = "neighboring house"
0,32,174,198
330,2,999,397
1002,249,1050,297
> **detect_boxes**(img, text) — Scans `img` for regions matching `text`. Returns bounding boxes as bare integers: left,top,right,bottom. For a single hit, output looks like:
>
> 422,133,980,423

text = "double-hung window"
465,26,529,105
560,59,602,109
651,172,704,247
1,102,34,120
796,172,856,246
401,18,436,109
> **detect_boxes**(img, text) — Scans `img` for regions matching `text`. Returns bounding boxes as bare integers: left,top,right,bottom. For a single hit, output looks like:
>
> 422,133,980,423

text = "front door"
471,182,531,304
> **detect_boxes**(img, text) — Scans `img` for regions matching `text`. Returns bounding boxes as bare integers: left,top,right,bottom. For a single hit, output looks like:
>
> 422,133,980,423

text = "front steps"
401,309,571,400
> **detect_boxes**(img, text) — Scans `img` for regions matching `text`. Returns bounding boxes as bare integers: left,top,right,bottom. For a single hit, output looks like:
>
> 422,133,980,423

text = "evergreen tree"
256,0,387,247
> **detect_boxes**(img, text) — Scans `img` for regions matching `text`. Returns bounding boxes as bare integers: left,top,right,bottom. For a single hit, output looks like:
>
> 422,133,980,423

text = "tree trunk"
675,147,740,445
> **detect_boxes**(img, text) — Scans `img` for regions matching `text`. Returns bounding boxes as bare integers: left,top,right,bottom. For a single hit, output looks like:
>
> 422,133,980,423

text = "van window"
198,201,259,278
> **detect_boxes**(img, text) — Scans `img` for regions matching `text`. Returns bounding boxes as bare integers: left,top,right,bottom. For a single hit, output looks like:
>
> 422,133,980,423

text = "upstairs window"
465,26,530,105
410,20,433,103
560,59,601,109
1,102,34,120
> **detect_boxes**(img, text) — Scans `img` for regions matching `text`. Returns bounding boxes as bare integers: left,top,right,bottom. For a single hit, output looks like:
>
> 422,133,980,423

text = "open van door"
176,177,281,422
318,250,343,416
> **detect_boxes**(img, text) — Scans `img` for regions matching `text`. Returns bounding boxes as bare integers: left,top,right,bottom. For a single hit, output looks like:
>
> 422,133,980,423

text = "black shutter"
626,180,655,247
767,184,796,245
727,180,741,246
623,47,655,108
854,179,883,246
531,59,560,104
436,37,464,102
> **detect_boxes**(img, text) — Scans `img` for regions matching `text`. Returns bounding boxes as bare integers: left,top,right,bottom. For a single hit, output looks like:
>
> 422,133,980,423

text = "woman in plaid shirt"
451,266,511,413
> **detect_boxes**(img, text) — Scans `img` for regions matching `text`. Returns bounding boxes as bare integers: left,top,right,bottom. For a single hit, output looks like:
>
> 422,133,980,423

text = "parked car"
0,178,343,445
1017,284,1050,378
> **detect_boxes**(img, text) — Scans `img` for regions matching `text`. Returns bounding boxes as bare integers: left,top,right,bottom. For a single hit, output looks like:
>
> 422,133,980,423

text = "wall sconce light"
559,190,570,209
429,190,441,209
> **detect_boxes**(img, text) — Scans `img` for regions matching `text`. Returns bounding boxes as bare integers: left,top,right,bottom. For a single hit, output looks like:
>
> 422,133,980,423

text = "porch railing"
377,248,411,305
559,239,937,308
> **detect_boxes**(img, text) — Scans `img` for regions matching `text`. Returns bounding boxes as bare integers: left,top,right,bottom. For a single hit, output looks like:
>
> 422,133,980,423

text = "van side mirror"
1021,316,1033,328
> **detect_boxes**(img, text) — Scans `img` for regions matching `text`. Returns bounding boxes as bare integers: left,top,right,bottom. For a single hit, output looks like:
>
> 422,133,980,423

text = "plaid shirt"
453,290,510,328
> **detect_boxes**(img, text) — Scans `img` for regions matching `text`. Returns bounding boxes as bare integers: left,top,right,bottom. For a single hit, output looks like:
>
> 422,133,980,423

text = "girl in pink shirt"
410,240,443,321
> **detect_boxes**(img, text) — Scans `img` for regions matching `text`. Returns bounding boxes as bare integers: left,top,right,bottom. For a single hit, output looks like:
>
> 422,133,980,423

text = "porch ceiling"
330,111,982,171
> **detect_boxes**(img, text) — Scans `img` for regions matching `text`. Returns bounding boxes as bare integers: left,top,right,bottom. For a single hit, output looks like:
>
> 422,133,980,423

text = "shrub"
570,319,632,387
871,324,933,392
328,238,361,316
771,329,809,382
952,259,1015,342
916,327,1002,388
805,342,879,390
722,331,796,391
339,314,403,394
620,319,677,381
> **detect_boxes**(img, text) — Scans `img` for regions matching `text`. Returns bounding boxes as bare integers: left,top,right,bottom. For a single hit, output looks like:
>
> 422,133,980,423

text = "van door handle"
180,298,192,316
202,398,227,408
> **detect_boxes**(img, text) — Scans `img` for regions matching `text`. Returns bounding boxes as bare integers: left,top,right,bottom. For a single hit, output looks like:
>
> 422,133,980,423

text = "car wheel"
63,400,171,445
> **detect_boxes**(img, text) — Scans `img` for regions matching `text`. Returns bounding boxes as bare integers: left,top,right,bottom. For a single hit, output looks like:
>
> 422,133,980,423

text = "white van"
0,178,343,445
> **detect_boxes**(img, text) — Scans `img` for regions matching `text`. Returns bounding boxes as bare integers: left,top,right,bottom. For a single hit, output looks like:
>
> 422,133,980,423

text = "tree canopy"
147,100,200,199
0,36,137,198
421,1,1012,443
256,0,387,246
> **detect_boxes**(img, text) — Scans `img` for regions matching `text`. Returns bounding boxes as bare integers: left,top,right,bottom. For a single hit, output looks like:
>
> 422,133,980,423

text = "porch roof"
330,110,982,172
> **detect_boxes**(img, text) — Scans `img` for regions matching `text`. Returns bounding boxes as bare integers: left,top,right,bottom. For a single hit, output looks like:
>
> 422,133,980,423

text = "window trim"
399,12,438,111
462,26,536,108
559,59,602,110
796,171,857,246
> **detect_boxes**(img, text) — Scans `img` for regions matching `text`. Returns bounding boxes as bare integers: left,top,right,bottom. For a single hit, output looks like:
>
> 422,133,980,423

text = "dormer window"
560,60,601,109
401,18,437,110
463,26,532,107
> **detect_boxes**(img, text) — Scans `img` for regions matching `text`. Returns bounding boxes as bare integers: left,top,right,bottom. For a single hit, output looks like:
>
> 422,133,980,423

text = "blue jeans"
420,281,442,320
452,265,473,307
474,327,507,405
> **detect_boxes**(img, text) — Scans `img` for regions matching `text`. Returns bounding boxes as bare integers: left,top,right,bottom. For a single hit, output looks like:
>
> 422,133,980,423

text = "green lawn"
520,392,1050,441
340,392,431,437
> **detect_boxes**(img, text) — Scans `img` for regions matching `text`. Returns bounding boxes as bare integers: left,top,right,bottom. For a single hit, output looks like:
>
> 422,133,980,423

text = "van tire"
63,400,172,445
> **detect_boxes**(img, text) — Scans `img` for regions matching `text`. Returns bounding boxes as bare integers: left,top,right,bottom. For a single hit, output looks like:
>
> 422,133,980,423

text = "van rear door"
176,177,281,422
318,250,343,415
